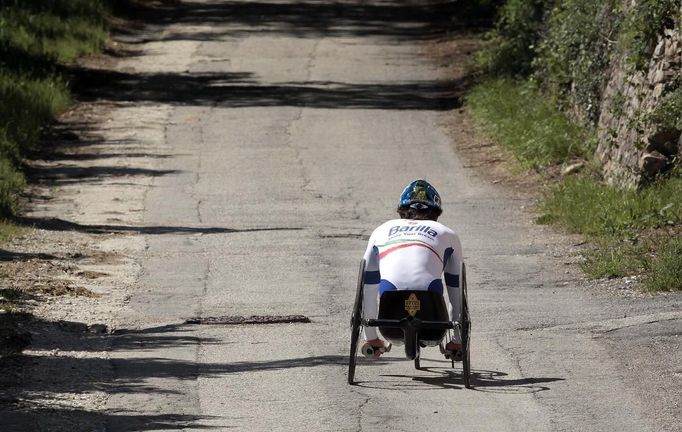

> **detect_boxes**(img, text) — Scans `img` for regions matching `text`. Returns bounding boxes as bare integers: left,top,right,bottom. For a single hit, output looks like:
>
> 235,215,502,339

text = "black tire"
461,263,472,389
348,259,365,385
404,328,418,360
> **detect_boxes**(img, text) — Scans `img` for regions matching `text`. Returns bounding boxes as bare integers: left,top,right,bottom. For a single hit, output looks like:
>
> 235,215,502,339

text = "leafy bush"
473,0,547,76
533,0,622,124
621,0,682,70
646,85,682,131
476,0,681,122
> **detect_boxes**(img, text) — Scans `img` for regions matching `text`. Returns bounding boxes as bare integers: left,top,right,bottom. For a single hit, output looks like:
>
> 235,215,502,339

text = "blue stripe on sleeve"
364,270,381,284
443,247,454,269
444,272,459,288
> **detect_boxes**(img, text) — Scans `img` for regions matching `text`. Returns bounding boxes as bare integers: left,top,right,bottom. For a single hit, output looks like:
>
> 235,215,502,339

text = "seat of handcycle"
378,290,449,346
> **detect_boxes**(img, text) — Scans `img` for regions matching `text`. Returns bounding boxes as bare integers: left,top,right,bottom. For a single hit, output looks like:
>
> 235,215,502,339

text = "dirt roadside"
0,6,680,432
0,15,178,426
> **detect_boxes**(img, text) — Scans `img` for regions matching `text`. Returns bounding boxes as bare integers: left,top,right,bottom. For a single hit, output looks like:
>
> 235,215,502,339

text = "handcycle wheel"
404,327,418,361
347,259,365,385
461,263,472,389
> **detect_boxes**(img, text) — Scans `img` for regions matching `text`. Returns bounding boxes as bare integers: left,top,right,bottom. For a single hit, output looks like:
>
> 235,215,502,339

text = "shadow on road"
0,320,228,429
43,151,175,162
115,0,487,42
26,164,181,185
71,68,465,111
1,408,223,431
356,367,564,392
67,0,481,111
0,318,353,429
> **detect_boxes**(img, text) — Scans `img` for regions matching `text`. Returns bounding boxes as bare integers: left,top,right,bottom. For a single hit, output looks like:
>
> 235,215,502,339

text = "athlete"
361,179,463,359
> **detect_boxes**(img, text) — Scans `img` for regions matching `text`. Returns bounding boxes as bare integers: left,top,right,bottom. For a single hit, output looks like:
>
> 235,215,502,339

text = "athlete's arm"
443,231,463,343
361,231,381,341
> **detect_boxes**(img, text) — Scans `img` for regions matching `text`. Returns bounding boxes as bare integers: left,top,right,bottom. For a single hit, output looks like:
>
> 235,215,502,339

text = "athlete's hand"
364,338,386,357
445,341,463,360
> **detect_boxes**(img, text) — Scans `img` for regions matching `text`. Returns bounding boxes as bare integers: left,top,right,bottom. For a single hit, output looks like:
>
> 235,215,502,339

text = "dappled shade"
71,68,464,110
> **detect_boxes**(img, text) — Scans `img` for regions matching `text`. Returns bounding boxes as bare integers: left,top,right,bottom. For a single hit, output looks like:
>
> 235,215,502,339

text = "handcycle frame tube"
364,317,458,360
365,317,458,330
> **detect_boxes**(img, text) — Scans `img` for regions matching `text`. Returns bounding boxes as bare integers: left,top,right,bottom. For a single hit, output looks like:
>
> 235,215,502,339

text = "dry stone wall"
596,8,682,189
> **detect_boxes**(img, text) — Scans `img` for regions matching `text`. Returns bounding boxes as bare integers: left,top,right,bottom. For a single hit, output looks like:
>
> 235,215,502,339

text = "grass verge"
538,176,682,237
0,0,110,219
539,175,682,291
579,234,682,292
468,78,682,291
467,78,593,170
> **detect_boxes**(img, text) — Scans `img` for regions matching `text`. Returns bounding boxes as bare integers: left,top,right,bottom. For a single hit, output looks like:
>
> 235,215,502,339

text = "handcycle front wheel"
347,259,365,385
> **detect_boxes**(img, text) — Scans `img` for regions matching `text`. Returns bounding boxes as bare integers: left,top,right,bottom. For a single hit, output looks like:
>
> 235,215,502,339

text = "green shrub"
533,0,622,124
473,0,547,76
476,0,681,121
467,78,592,169
621,0,682,70
646,85,682,132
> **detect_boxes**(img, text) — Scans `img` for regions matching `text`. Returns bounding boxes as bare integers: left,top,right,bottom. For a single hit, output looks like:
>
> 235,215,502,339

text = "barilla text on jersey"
388,225,438,237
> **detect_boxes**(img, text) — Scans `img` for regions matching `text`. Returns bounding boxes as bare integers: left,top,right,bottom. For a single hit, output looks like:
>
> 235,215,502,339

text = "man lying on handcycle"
362,179,463,359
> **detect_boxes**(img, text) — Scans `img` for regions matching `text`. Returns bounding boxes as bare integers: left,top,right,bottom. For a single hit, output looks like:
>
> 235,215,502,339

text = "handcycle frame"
347,259,472,388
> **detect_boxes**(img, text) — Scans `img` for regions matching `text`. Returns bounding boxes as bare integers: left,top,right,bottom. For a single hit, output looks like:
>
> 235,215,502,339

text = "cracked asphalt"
2,0,680,431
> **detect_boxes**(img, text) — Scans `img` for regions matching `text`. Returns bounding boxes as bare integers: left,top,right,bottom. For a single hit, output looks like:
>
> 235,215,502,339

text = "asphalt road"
56,1,679,430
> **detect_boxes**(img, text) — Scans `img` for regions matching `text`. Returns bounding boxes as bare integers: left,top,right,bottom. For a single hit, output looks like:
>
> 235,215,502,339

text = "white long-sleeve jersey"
361,218,463,342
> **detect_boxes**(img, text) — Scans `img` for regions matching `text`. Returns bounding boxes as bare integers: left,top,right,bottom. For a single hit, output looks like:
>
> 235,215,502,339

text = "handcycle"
347,260,472,388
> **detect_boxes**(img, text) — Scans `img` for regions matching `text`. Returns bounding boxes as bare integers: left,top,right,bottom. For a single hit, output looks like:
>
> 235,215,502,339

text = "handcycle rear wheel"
461,263,472,388
347,259,365,385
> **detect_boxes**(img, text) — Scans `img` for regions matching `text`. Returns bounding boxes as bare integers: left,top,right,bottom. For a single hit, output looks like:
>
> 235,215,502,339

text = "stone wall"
596,7,681,189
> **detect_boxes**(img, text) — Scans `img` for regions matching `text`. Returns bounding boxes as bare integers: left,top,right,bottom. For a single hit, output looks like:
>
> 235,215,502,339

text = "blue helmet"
399,179,442,210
